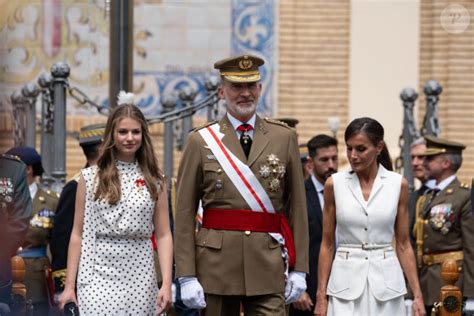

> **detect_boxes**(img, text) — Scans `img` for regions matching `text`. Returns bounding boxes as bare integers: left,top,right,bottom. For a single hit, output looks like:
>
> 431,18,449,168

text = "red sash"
202,208,296,269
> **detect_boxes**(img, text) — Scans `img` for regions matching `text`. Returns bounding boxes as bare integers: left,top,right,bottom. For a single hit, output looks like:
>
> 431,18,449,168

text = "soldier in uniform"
0,153,32,312
5,146,59,315
414,135,474,312
174,54,309,315
50,124,104,297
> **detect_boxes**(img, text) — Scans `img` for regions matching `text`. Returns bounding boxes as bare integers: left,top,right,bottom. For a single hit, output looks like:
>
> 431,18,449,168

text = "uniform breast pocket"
203,163,227,199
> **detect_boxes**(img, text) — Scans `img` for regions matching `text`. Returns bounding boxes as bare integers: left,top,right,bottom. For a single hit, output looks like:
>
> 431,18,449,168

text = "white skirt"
78,236,158,316
328,281,406,316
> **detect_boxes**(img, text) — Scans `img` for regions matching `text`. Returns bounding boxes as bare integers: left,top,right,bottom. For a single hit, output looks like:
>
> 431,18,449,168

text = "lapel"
346,165,387,214
219,115,247,163
422,177,459,217
247,115,269,166
305,178,322,221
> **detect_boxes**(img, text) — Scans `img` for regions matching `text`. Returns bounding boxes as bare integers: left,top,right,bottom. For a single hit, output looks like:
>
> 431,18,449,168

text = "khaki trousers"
203,292,285,316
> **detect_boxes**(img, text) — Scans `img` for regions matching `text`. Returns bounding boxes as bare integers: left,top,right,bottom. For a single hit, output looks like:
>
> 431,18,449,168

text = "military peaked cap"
214,54,264,83
421,135,466,156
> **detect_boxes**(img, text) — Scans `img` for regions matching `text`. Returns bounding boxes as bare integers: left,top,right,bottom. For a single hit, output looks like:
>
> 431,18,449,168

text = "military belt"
422,250,463,266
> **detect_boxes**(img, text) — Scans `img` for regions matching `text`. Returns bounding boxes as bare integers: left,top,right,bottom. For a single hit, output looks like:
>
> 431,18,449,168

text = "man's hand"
178,277,206,309
285,271,307,304
292,291,313,311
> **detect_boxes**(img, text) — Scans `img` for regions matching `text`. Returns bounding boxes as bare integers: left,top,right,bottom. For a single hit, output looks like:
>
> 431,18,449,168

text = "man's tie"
237,123,253,158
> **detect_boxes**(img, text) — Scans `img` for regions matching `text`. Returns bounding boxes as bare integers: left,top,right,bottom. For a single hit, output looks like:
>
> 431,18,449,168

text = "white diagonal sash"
199,123,275,213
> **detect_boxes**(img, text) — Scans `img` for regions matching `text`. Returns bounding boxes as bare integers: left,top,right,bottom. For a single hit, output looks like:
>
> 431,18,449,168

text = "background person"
0,153,32,313
50,124,104,296
5,146,58,315
414,135,474,313
290,134,338,316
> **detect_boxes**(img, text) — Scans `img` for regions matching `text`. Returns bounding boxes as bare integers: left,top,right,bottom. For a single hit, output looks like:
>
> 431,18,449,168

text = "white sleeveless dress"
77,161,158,316
327,165,407,315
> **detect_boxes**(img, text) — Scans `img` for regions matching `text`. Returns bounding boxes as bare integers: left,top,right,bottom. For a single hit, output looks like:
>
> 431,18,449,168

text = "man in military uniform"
174,54,309,315
0,153,32,312
5,146,59,315
414,135,474,312
50,124,104,297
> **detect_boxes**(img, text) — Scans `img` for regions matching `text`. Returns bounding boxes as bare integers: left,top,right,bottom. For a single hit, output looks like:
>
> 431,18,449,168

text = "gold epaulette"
460,182,471,190
1,153,23,163
192,120,217,132
264,117,291,128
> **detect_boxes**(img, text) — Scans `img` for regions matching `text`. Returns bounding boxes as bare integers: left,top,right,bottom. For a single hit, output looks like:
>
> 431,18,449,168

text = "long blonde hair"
94,103,163,204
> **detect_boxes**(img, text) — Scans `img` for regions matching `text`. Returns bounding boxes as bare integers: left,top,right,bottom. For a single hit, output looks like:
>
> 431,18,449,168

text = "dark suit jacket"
290,178,323,316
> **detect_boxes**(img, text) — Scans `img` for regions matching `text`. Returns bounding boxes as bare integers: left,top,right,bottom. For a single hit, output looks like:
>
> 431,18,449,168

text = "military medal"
429,203,453,234
0,177,13,205
259,154,286,192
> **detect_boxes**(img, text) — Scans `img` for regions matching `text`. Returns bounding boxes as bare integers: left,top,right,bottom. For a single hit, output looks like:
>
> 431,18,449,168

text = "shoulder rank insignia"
460,182,470,189
193,120,217,132
264,117,291,128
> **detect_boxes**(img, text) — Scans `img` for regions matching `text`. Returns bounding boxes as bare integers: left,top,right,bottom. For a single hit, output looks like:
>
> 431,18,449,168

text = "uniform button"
364,227,368,231
365,257,368,260
245,231,251,236
217,168,222,174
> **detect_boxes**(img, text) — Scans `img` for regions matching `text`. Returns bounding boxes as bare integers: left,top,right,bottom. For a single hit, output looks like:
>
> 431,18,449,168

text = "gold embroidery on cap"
239,56,253,70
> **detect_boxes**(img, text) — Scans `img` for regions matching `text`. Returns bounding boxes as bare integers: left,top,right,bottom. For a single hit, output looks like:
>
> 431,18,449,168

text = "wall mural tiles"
0,0,276,118
231,0,275,115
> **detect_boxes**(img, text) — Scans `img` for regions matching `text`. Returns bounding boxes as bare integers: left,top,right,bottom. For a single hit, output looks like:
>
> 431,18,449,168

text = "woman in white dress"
59,92,173,315
314,117,425,316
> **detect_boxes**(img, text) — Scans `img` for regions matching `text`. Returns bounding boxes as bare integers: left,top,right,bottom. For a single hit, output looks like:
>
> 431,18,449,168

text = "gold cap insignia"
239,56,253,70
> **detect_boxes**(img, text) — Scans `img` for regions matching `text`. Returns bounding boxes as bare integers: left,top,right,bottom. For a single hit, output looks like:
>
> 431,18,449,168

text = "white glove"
284,271,307,304
465,298,474,312
171,282,177,303
404,299,413,316
178,277,206,309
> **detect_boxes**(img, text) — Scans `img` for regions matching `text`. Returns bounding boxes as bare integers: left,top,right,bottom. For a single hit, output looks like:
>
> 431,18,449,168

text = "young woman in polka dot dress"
59,92,173,315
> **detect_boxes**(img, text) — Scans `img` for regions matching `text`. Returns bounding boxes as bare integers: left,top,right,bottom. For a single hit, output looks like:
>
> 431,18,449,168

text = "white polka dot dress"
77,161,158,316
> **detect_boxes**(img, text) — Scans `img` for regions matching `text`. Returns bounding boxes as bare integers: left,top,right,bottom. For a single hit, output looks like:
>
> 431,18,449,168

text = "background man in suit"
0,153,32,313
5,146,59,315
50,124,104,296
414,135,474,312
290,134,338,315
174,54,309,315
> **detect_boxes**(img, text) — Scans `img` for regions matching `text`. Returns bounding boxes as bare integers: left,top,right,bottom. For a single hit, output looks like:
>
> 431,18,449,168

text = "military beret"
6,146,42,167
421,135,466,156
276,118,299,128
79,124,105,147
214,54,264,83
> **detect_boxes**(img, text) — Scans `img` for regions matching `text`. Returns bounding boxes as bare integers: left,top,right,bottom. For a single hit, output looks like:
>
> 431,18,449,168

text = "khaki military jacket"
23,186,58,303
174,115,309,296
417,178,473,305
